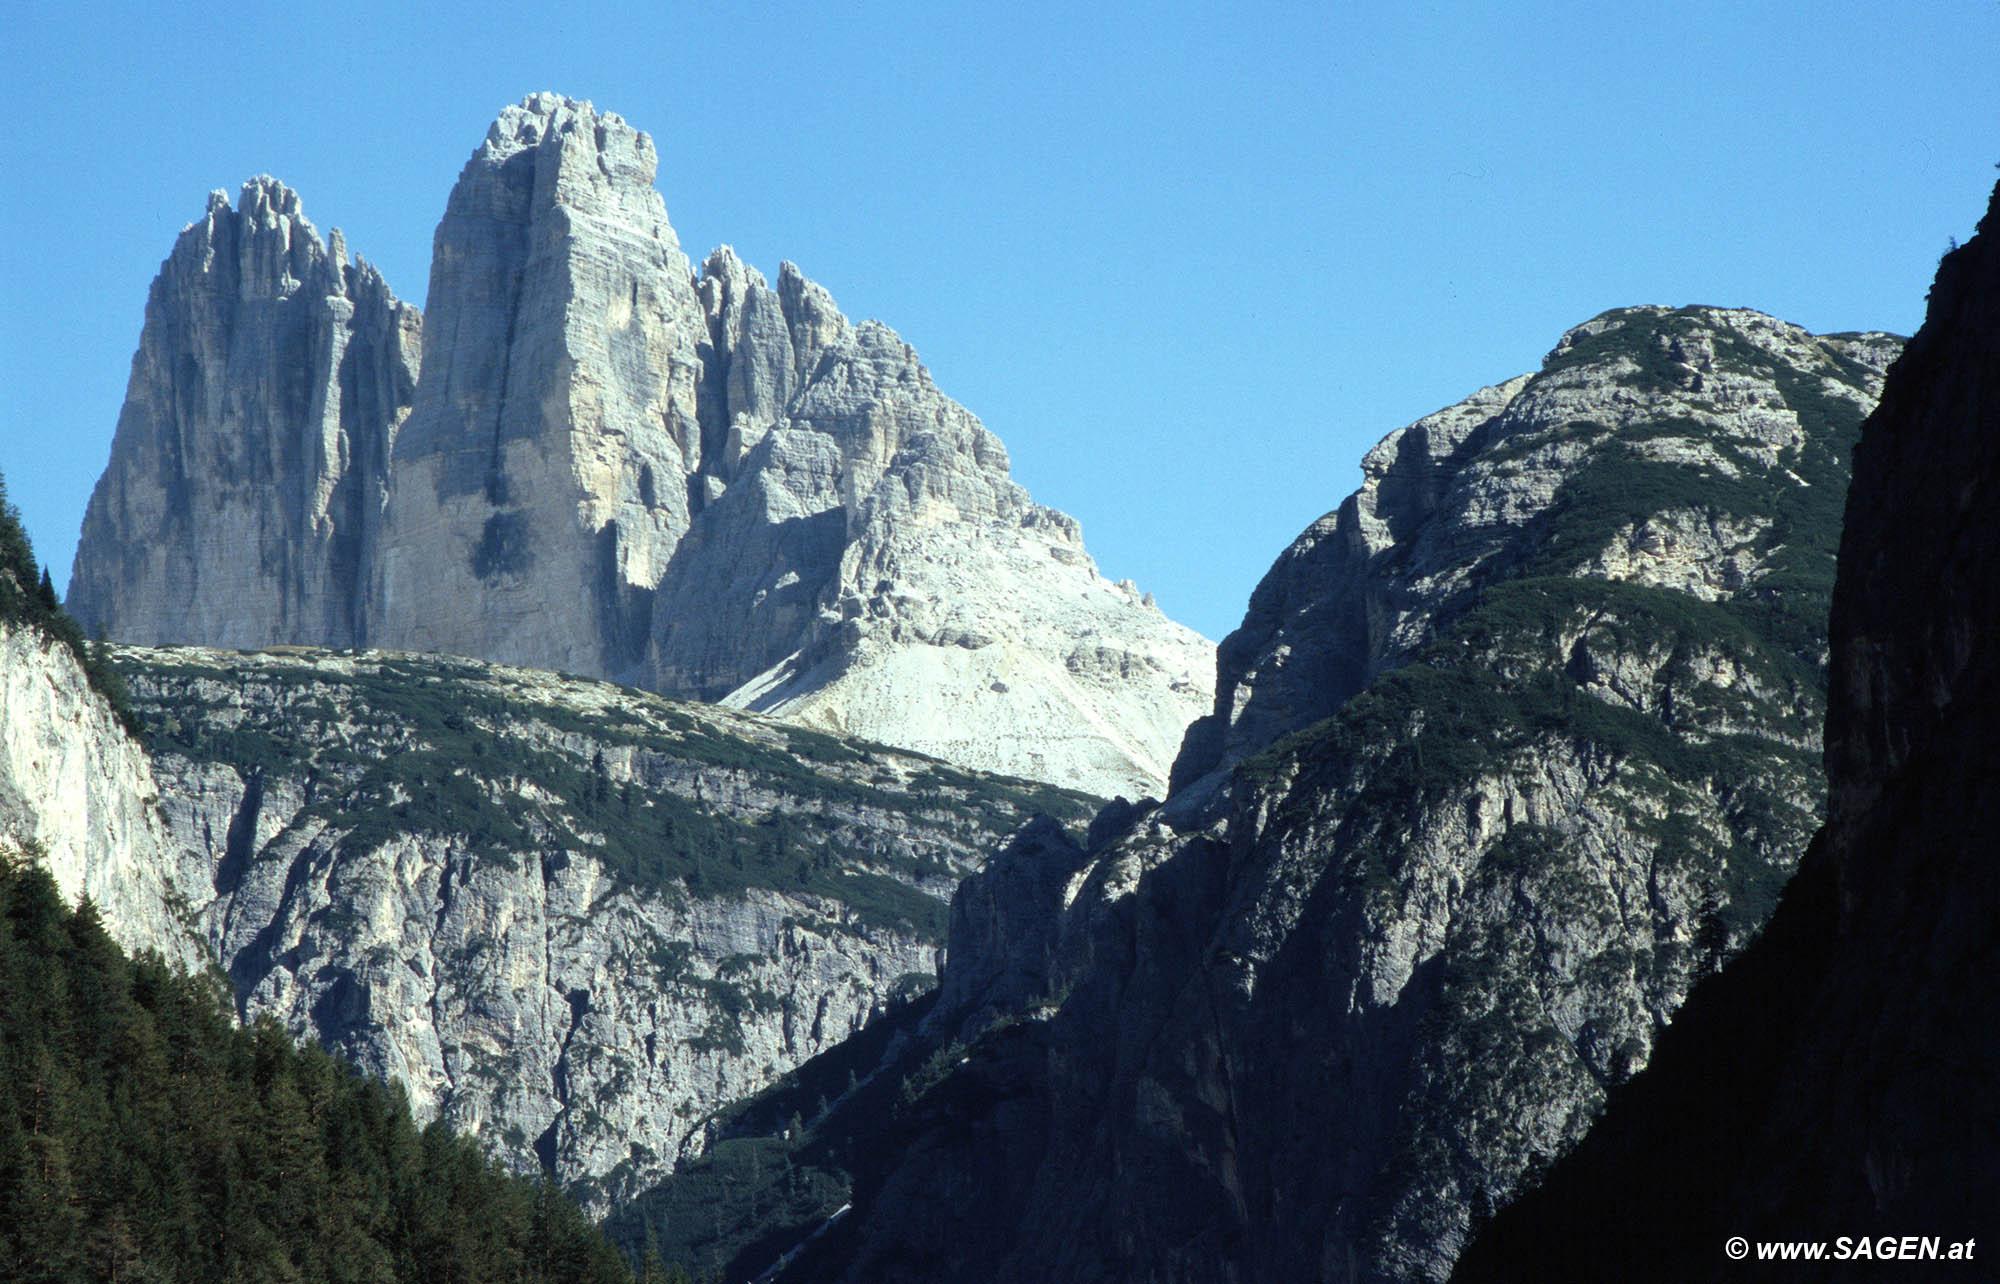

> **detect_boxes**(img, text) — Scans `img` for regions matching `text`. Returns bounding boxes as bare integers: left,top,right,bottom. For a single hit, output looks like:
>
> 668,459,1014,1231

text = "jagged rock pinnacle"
72,96,1213,798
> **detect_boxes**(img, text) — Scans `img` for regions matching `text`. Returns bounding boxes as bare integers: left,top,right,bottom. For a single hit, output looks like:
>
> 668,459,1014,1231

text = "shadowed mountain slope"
1452,178,2000,1284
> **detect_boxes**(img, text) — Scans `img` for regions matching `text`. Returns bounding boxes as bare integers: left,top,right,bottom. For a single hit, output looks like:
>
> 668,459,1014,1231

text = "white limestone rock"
0,621,206,970
73,94,1214,799
657,282,1212,799
116,643,1096,1210
374,94,709,680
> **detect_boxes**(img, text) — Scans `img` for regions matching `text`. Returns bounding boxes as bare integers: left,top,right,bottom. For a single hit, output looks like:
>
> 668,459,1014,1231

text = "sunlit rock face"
0,621,206,972
112,643,1100,1212
73,94,1211,799
374,93,708,684
1453,180,2000,1284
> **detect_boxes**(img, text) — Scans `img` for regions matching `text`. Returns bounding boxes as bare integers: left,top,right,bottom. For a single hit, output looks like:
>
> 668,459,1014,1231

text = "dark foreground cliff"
1452,183,2000,1281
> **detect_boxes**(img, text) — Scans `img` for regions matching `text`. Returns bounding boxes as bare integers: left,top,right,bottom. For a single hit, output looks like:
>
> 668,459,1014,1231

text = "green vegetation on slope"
0,849,634,1284
122,653,1098,940
1238,309,1866,956
1526,323,1869,674
517,308,1888,1284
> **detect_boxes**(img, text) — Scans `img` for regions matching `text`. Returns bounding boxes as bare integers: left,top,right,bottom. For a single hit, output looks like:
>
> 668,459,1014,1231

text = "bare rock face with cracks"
70,94,1211,801
0,620,208,973
67,178,420,653
94,642,1097,1211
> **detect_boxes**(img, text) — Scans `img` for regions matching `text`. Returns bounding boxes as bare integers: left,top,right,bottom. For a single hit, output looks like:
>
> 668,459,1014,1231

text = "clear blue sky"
3,1,1996,641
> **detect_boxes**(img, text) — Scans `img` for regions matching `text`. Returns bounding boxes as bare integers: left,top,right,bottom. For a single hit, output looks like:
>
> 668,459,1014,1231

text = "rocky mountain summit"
70,94,1210,798
68,178,421,652
1455,182,2000,1283
734,304,1901,1284
1175,307,1899,800
10,457,1100,1219
104,642,1094,1211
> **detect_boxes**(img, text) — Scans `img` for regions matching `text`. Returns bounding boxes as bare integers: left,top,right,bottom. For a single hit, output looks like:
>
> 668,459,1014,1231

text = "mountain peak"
472,91,662,200
72,94,1210,797
236,172,305,221
172,175,326,295
69,169,419,649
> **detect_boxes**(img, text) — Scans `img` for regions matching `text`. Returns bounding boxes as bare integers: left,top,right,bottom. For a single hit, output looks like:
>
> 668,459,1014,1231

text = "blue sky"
3,1,1996,641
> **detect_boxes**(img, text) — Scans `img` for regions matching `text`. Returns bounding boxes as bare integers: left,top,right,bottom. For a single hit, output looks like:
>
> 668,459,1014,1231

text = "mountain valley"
5,86,1994,1284
634,303,1908,1282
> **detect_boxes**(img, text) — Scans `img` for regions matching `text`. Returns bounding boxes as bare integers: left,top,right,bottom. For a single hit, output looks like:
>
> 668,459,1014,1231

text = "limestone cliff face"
69,178,420,647
1175,310,1902,799
663,266,1209,796
775,306,1900,1284
374,94,707,681
0,621,206,970
114,643,1095,1211
370,96,1212,799
73,94,1210,798
1454,183,2000,1284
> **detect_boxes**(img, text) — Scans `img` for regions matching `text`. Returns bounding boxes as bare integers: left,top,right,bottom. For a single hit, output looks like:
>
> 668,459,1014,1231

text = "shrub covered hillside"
0,849,637,1284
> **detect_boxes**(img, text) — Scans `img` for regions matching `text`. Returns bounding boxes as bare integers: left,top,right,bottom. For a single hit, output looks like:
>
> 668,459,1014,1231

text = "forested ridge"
0,848,641,1283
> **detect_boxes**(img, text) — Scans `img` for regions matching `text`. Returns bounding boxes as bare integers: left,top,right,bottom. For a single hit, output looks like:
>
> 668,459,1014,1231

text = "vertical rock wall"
69,178,419,647
0,621,206,971
375,94,708,680
70,93,1213,799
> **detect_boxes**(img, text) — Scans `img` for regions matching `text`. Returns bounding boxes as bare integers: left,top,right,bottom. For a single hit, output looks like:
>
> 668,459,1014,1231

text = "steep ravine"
113,644,1097,1211
753,304,1899,1284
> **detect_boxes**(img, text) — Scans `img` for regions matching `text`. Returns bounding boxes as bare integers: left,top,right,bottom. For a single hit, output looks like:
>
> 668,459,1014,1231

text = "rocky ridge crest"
1454,182,2000,1284
1176,306,1900,800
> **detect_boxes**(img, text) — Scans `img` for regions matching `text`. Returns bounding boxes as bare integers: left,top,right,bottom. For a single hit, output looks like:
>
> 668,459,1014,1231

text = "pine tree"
0,857,638,1283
